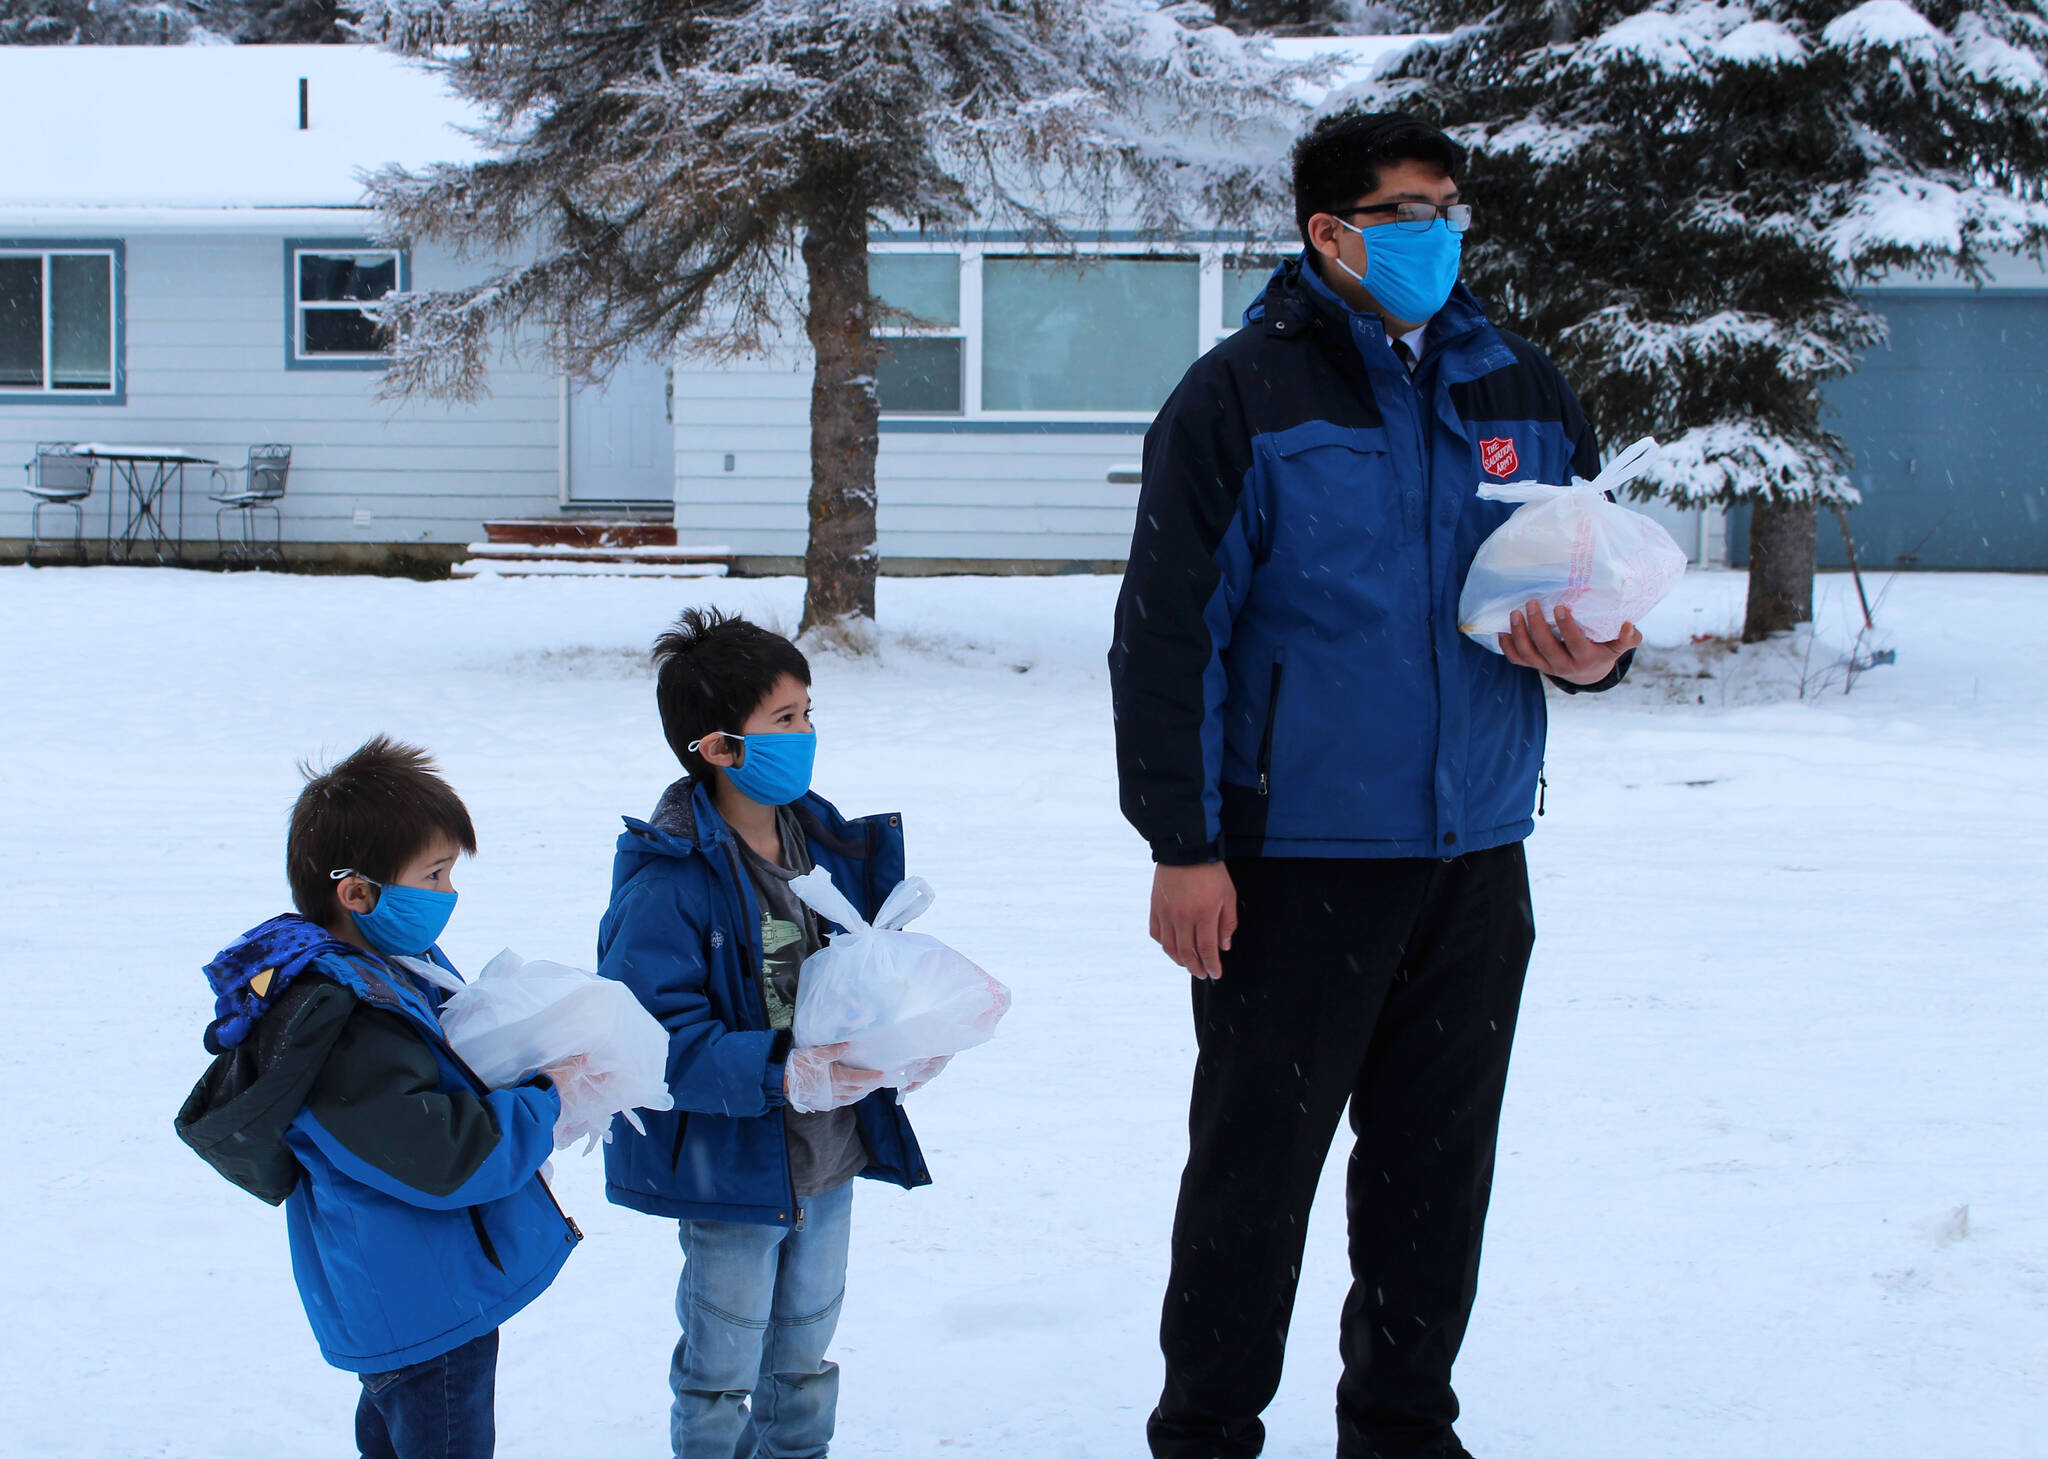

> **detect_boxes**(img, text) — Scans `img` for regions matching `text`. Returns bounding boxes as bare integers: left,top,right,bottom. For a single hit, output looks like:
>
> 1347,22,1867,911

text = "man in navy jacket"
1110,113,1640,1459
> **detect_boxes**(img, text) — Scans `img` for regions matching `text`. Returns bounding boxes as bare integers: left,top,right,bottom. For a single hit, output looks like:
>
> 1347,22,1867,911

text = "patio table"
70,444,218,565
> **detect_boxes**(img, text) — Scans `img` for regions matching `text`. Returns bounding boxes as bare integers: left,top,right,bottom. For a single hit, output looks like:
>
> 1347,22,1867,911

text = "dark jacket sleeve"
1546,358,1636,696
599,873,789,1118
295,1004,559,1210
1109,357,1261,864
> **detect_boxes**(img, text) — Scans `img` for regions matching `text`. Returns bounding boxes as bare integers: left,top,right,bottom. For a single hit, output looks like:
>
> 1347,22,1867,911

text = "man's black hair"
653,607,812,783
1291,110,1465,246
286,735,477,926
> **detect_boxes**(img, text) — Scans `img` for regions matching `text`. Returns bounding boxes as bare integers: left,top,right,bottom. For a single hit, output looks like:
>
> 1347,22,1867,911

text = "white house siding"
1,232,561,552
674,343,1146,561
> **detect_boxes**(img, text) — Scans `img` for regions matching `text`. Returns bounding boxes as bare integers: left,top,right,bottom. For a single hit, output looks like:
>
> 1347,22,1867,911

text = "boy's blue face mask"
690,730,816,807
331,870,458,958
1330,216,1463,325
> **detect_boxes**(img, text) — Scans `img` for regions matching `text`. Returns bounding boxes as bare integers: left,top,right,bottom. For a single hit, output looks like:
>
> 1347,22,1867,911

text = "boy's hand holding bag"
785,868,1010,1097
432,950,676,1152
1457,436,1688,650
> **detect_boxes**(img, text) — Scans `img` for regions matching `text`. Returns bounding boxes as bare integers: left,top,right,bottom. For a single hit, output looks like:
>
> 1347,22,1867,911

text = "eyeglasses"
1331,202,1474,235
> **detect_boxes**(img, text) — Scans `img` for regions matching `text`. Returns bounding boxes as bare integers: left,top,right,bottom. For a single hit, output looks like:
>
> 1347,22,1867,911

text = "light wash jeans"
670,1181,855,1459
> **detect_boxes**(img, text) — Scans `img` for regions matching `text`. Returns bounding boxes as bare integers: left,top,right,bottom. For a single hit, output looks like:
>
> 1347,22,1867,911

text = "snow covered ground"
1,564,2041,1458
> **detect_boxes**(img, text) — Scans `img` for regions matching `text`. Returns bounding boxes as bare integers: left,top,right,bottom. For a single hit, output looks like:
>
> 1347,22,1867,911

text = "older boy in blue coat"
177,737,580,1459
599,608,929,1459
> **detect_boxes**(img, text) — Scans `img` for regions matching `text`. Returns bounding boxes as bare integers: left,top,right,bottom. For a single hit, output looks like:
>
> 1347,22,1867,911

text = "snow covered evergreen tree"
355,0,1309,640
1357,0,2048,639
226,0,349,41
0,0,200,42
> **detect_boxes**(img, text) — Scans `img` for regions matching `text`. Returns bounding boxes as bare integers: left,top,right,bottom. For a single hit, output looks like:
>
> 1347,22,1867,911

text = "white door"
567,357,675,504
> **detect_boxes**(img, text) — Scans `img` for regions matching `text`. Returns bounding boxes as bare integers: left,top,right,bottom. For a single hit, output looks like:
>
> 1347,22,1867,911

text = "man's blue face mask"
689,730,817,807
1330,215,1463,325
331,870,458,958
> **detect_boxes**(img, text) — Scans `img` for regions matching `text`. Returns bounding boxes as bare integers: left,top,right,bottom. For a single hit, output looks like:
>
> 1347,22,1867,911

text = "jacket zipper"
1256,660,1284,796
440,1037,583,1246
1538,765,1548,817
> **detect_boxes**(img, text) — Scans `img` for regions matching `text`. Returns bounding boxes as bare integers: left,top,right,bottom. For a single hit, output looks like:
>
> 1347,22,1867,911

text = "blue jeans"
355,1328,498,1459
671,1181,855,1459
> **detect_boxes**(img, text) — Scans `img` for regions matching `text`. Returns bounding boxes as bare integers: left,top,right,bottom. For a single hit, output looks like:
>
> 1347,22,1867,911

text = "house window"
869,242,1287,422
982,255,1199,413
1220,255,1284,342
287,241,407,368
872,253,964,413
0,245,119,397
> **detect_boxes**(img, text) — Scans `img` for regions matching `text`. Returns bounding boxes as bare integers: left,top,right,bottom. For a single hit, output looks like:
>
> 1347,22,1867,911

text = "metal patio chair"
21,443,96,566
208,444,292,567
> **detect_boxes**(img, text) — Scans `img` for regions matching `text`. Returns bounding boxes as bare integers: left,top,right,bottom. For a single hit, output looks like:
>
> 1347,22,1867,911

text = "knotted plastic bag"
435,950,675,1153
787,869,1010,1087
1458,437,1688,650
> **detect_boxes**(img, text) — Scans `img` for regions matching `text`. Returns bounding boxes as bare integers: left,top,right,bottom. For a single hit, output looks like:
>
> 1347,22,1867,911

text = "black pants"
1148,846,1535,1459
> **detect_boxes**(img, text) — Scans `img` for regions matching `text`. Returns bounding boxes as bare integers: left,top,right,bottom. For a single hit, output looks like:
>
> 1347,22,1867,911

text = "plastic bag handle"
872,877,935,931
1476,435,1661,503
787,866,870,934
1586,436,1660,495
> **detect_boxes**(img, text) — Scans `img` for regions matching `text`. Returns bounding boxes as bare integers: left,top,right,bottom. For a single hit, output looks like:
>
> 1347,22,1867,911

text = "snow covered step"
458,541,733,566
451,557,730,580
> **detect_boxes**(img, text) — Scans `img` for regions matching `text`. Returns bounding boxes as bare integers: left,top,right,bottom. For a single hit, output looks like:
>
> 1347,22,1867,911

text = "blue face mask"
1331,217,1463,325
331,870,458,958
690,730,817,807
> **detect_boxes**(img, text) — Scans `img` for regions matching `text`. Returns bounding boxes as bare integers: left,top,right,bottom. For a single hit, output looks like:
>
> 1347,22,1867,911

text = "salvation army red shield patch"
1479,437,1520,478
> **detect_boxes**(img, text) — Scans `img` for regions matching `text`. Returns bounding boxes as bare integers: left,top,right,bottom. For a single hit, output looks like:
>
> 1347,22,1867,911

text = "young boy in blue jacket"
176,736,581,1459
599,608,932,1459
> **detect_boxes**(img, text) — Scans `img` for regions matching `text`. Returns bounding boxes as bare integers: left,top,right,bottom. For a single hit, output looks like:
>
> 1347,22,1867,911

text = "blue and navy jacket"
597,779,929,1226
1110,253,1626,864
176,918,579,1374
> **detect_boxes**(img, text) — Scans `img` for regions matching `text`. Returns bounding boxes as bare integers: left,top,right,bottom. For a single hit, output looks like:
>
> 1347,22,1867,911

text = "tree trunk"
1742,496,1817,642
799,210,880,644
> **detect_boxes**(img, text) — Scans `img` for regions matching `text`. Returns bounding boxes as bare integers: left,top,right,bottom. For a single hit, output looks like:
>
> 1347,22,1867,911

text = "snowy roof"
0,44,481,223
0,36,1430,230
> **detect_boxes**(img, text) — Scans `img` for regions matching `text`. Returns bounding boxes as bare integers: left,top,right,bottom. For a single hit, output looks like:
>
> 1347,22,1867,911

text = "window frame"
869,238,1275,428
284,238,410,372
870,252,968,416
0,239,126,406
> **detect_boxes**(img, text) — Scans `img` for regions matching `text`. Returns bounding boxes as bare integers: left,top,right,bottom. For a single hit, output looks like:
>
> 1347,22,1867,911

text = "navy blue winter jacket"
177,921,579,1373
597,779,929,1226
1110,253,1625,864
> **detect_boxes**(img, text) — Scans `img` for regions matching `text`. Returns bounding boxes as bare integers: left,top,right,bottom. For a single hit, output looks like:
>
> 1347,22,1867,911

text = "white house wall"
674,342,1145,561
0,232,561,549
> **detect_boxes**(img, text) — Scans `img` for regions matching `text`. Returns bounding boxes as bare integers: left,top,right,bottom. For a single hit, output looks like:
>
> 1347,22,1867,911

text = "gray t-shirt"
734,808,870,1198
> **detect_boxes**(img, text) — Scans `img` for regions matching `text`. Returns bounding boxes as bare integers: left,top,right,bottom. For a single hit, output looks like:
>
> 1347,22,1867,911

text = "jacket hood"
201,913,365,1054
175,971,355,1205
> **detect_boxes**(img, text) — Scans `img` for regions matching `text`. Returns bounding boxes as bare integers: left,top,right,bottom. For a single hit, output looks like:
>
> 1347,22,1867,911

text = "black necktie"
1392,338,1418,372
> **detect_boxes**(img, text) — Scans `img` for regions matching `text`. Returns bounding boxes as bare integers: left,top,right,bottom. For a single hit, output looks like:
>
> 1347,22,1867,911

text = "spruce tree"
354,0,1308,641
0,0,201,42
1365,0,2048,639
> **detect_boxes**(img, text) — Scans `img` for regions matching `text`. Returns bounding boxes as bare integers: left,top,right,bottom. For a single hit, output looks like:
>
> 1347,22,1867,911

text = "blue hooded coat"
597,779,929,1226
1109,254,1629,865
177,918,580,1373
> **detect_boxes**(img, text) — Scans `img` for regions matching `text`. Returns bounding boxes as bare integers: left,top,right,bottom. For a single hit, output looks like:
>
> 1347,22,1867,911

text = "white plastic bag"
787,869,1010,1087
1458,436,1688,650
436,950,675,1153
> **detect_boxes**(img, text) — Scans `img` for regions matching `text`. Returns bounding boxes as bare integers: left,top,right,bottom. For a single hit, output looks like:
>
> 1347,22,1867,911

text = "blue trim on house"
283,238,410,373
0,238,126,407
879,419,1152,435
